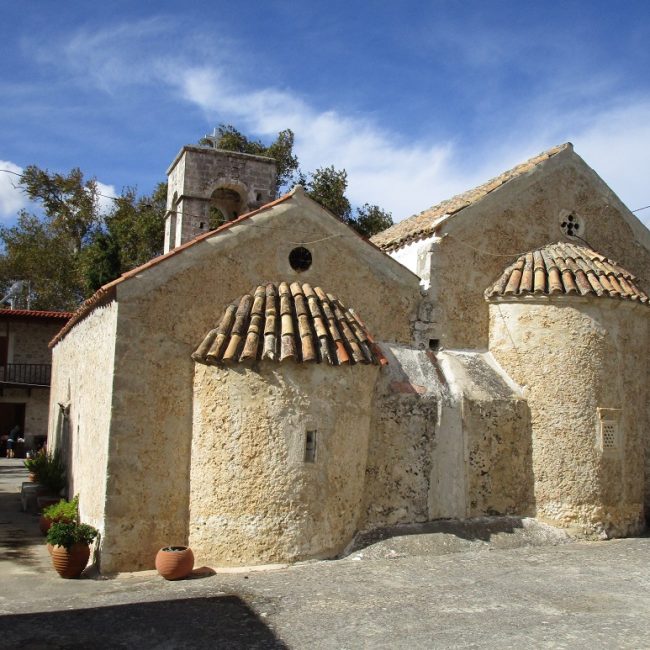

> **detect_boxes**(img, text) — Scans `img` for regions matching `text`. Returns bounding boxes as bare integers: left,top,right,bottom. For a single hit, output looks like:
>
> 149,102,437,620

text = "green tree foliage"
0,167,167,310
304,167,393,237
209,124,394,238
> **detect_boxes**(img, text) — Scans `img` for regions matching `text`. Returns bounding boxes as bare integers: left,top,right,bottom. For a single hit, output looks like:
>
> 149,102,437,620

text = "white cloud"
0,161,27,220
96,181,117,215
28,22,650,228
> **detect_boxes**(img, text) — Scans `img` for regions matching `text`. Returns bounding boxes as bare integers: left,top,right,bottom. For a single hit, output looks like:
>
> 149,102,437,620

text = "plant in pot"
155,546,195,580
46,521,98,579
40,495,78,535
23,449,48,482
35,449,68,512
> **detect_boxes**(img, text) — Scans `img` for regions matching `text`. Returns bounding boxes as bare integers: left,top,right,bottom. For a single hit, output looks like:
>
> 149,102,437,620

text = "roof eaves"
49,190,296,348
372,143,572,252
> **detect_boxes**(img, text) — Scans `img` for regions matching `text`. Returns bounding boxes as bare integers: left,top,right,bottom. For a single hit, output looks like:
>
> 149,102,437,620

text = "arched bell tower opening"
164,141,277,253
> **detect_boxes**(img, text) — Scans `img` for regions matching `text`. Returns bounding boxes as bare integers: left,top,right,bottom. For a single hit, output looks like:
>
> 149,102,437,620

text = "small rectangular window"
304,430,317,463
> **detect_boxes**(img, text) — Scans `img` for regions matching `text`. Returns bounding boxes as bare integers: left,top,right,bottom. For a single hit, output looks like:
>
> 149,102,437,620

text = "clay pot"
28,472,36,482
39,515,52,535
155,546,194,580
50,543,91,579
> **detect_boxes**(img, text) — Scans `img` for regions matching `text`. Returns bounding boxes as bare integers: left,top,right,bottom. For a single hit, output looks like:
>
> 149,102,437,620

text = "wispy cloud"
22,20,650,227
0,162,27,220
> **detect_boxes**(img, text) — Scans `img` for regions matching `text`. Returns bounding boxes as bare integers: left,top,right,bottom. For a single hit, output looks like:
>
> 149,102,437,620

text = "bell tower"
164,134,277,253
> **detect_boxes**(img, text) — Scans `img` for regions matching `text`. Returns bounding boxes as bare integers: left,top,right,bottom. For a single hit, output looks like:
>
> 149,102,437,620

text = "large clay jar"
155,546,194,580
50,543,91,579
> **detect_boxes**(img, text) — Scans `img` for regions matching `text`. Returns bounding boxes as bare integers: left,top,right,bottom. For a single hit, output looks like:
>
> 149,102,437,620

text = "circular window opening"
289,246,312,272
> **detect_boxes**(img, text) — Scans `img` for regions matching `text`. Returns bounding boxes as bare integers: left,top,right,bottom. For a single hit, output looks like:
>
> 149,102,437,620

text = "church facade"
48,142,649,573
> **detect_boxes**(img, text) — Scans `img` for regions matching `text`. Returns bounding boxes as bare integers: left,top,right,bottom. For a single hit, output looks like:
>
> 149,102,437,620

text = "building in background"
0,309,72,455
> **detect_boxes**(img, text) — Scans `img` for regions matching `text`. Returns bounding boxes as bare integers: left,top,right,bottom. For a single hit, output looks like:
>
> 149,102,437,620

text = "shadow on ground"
0,464,44,566
0,595,287,649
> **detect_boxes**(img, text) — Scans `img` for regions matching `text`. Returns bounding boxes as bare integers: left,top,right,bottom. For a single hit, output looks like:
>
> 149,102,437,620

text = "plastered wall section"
489,299,648,536
100,200,421,571
49,302,117,535
190,362,378,566
415,151,650,350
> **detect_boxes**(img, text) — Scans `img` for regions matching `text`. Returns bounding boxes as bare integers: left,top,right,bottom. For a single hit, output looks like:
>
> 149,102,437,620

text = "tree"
304,167,393,238
0,167,167,309
203,124,394,238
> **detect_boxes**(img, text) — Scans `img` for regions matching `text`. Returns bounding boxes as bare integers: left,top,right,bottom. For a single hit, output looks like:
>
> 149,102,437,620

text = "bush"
30,449,67,494
24,449,48,475
42,495,78,524
46,521,98,551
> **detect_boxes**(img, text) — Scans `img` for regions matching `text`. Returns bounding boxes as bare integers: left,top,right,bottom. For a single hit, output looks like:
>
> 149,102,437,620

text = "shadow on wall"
1,595,287,649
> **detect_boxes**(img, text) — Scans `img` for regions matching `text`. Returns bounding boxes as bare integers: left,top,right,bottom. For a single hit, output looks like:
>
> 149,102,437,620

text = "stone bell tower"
164,132,277,253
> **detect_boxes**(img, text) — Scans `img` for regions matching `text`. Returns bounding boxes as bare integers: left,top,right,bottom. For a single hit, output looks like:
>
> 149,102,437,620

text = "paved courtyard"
1,458,649,649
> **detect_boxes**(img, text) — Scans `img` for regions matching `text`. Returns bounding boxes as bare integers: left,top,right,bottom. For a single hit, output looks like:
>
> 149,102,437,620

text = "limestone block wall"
436,350,534,519
96,198,421,572
165,146,277,251
189,362,378,566
49,302,118,536
360,345,441,529
489,299,648,536
406,151,650,350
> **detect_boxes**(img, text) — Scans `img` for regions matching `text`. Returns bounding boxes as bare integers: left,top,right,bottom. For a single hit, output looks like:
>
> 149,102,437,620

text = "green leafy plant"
46,521,98,551
37,449,67,495
42,495,78,525
24,449,48,475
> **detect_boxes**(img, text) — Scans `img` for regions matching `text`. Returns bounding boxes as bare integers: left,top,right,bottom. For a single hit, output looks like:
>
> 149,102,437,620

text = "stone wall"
96,194,421,571
396,150,650,351
489,298,648,536
49,302,118,538
165,146,277,251
189,362,378,566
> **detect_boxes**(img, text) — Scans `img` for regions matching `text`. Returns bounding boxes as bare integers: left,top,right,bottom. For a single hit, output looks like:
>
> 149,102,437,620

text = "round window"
289,246,312,272
559,211,584,238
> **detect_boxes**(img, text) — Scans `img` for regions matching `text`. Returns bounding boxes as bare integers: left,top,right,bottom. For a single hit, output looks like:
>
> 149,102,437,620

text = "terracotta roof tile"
0,309,73,320
371,144,571,252
486,242,650,305
192,283,386,366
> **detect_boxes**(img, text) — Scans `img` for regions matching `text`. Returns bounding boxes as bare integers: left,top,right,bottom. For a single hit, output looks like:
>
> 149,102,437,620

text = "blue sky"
1,1,649,226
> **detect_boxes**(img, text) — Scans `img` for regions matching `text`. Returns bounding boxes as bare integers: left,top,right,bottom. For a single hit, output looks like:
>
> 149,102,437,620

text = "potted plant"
40,495,79,535
46,521,98,579
23,449,48,482
155,546,194,580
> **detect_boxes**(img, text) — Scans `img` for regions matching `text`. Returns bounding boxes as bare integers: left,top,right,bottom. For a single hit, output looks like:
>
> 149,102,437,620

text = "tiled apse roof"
485,242,649,304
371,144,570,252
192,282,386,366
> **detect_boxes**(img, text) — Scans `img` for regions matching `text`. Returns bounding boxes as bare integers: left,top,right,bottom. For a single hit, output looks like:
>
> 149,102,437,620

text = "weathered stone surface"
189,362,378,565
489,299,648,535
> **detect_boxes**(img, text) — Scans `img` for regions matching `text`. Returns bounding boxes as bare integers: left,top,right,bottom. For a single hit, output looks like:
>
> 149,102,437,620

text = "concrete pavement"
1,458,649,649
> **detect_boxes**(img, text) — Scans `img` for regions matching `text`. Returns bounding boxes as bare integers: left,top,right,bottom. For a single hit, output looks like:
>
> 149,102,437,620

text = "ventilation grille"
601,421,618,450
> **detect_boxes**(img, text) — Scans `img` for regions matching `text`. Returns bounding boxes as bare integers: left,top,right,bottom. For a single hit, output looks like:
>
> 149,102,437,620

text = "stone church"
48,139,650,573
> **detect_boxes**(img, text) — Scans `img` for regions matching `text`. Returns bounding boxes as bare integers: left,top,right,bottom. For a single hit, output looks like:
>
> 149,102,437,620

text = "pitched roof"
0,309,73,320
192,282,386,366
371,143,572,252
49,190,297,348
485,242,649,304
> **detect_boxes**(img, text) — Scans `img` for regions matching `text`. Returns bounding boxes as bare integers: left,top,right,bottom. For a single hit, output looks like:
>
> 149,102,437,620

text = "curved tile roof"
485,242,649,304
371,144,570,252
192,282,386,366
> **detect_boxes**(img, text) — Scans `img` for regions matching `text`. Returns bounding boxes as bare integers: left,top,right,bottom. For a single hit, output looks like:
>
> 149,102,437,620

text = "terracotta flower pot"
39,515,52,535
155,546,194,580
50,543,91,579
